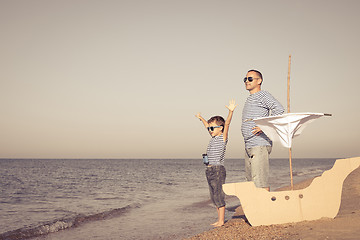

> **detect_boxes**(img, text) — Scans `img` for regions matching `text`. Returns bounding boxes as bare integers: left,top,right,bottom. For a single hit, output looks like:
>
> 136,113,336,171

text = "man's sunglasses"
207,126,222,131
243,77,260,83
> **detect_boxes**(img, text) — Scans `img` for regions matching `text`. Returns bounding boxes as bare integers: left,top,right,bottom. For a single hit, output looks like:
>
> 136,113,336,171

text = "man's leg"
247,146,272,189
245,148,252,181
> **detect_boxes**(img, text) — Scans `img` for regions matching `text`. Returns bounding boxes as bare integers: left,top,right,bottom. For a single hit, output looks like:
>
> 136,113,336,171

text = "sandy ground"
185,166,360,240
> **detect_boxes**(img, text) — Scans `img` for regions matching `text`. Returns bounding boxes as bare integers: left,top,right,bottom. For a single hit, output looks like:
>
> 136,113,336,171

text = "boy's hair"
208,116,225,132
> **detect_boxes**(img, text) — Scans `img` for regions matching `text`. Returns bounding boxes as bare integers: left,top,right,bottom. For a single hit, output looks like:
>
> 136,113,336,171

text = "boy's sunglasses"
207,126,222,131
243,77,260,83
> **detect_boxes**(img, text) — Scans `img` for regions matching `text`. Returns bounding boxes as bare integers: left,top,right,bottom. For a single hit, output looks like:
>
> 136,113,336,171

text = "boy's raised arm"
195,113,209,128
223,99,237,140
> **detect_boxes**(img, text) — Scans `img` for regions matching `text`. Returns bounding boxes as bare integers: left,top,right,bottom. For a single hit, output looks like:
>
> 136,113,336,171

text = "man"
241,70,284,191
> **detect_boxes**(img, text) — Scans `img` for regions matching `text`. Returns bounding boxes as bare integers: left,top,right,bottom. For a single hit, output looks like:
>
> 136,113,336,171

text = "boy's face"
208,121,223,137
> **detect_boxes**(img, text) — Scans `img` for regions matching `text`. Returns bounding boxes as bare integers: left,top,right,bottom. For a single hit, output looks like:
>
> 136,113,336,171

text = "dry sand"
185,166,360,240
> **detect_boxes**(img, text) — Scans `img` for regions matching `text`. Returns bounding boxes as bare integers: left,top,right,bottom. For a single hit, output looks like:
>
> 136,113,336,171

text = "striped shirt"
241,90,284,148
206,134,228,166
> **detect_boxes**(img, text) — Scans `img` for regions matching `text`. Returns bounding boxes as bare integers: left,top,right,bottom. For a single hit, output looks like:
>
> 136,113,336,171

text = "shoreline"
185,166,360,240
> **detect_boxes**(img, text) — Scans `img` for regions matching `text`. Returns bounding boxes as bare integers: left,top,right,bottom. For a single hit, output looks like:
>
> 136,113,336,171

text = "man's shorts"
245,145,272,188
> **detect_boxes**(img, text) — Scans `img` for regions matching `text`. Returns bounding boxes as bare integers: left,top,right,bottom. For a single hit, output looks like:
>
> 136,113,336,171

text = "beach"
186,165,360,240
0,158,348,240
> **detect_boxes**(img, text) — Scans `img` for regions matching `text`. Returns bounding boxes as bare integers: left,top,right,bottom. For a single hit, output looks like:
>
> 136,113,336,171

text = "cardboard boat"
223,157,360,226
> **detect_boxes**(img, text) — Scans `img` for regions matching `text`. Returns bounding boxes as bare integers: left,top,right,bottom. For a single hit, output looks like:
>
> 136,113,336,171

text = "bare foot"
210,221,218,226
213,222,224,227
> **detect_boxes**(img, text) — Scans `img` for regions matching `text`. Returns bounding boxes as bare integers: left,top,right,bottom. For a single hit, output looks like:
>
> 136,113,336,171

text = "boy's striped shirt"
207,134,228,166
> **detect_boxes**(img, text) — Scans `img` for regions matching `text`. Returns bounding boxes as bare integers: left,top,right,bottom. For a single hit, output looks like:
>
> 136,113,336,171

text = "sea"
0,158,336,240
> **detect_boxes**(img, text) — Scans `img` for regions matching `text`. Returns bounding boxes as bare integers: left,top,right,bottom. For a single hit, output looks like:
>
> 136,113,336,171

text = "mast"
287,55,291,113
287,54,294,190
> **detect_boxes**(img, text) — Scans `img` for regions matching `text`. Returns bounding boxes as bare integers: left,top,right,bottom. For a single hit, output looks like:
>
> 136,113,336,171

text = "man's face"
244,71,262,93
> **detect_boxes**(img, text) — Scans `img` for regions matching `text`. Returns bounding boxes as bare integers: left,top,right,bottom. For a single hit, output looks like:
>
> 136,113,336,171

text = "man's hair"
248,69,263,85
208,116,225,132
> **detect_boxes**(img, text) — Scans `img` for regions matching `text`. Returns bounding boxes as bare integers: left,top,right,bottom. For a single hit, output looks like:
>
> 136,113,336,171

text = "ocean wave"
292,168,324,177
0,203,140,240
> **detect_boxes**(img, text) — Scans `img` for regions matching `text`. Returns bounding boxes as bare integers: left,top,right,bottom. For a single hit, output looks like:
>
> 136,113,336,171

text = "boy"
195,99,237,227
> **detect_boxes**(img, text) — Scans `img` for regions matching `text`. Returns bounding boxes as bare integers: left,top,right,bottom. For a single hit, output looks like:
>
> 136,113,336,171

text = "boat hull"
223,157,360,226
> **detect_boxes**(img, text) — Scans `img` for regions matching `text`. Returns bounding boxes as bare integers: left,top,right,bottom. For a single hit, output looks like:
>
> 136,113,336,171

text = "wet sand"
186,166,360,240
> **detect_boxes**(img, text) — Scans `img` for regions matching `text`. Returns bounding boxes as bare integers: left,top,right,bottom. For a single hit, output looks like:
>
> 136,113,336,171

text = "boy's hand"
195,112,202,119
226,99,238,112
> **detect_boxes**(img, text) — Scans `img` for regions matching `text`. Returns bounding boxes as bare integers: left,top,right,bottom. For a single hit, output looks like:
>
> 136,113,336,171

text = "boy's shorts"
205,165,226,208
245,145,272,188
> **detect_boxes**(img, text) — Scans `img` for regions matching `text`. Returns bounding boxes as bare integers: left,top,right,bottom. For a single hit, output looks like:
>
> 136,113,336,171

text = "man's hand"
252,126,263,136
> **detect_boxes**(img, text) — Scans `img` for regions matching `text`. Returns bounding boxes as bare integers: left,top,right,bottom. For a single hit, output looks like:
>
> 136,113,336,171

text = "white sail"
253,112,327,148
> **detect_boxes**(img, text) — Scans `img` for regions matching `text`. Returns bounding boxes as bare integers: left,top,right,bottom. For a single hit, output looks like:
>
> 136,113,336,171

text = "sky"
1,0,359,159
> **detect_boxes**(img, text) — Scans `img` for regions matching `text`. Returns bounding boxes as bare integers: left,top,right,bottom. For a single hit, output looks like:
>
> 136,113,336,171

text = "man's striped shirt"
207,134,228,166
241,90,284,148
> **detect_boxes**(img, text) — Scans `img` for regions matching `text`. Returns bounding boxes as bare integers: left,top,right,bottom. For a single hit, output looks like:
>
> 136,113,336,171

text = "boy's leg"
206,167,216,203
207,166,226,226
206,167,218,225
213,166,226,207
214,166,226,226
214,206,225,227
211,208,220,226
